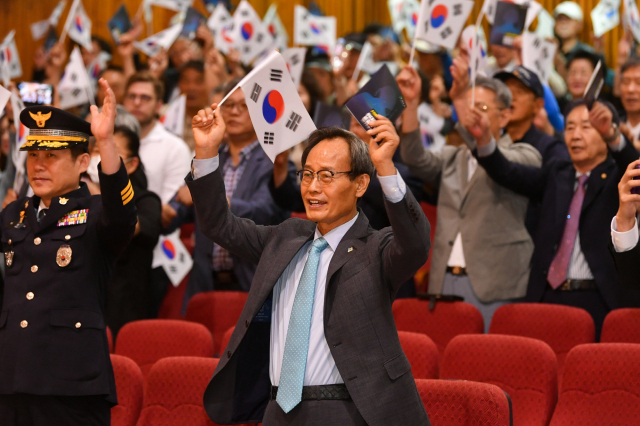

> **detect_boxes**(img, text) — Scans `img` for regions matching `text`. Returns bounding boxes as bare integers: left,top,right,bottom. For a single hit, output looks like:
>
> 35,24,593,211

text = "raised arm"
91,79,138,254
186,103,273,264
396,65,445,184
366,115,431,295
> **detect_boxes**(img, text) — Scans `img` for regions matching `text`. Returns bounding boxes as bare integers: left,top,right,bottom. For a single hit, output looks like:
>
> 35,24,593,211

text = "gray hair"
471,76,513,109
301,126,375,179
115,105,141,136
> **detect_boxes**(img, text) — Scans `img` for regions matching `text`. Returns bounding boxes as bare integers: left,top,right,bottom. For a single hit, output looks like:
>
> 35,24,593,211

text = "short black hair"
223,77,243,97
300,69,325,117
563,98,620,126
301,126,375,180
621,56,640,76
114,125,140,159
70,145,89,160
418,69,432,105
91,35,112,55
179,60,205,79
566,49,602,73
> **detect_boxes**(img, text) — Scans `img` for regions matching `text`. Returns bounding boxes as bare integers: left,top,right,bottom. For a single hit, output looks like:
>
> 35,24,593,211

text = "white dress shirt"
626,121,640,145
140,122,192,204
192,154,407,386
611,216,639,252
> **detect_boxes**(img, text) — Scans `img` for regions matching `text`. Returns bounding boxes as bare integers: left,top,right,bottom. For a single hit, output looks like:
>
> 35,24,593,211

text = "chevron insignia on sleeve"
121,180,134,206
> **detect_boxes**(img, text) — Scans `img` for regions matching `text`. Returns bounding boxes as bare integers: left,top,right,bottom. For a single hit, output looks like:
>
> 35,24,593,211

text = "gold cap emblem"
59,197,68,205
28,111,52,128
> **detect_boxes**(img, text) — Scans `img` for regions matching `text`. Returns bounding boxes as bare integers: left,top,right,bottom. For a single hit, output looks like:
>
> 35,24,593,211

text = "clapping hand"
192,103,226,159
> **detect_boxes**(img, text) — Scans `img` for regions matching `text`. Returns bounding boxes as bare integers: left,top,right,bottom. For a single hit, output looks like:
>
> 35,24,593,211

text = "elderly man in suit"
186,100,431,425
466,97,639,338
397,61,542,330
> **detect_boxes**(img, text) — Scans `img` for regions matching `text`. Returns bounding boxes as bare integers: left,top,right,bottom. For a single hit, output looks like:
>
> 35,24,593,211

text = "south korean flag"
522,32,557,84
232,1,273,65
207,3,233,54
0,31,23,79
134,24,182,57
228,50,316,162
281,47,307,88
414,0,474,50
58,47,93,109
294,5,337,53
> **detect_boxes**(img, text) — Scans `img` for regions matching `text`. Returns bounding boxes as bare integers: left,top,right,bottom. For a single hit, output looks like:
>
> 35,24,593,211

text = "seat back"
489,303,594,386
136,357,218,426
115,319,214,381
185,291,248,355
392,298,484,361
441,334,557,426
111,354,144,426
600,308,640,343
397,331,438,379
416,379,511,425
549,343,640,425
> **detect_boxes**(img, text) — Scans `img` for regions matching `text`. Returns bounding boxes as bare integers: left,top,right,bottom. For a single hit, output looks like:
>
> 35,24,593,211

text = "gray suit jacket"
186,167,431,425
400,129,542,302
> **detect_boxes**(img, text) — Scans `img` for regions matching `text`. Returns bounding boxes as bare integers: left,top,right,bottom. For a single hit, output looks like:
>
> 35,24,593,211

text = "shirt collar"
313,213,359,252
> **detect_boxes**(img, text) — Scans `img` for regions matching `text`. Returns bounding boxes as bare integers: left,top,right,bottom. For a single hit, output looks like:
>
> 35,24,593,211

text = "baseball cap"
494,66,545,98
553,2,584,21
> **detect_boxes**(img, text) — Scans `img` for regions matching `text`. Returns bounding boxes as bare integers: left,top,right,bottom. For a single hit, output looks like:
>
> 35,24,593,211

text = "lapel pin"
348,247,354,253
59,197,68,205
24,201,29,208
601,173,607,179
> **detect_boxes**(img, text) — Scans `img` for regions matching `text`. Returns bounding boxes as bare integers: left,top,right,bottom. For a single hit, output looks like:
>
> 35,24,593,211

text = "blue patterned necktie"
276,237,329,413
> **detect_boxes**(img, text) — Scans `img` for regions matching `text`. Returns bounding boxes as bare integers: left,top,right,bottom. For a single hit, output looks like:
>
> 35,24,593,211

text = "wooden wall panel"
0,0,625,83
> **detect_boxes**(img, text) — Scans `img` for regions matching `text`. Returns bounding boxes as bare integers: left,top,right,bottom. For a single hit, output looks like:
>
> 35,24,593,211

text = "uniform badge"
28,111,52,128
19,211,25,224
24,201,29,208
57,209,88,227
5,251,13,267
56,245,72,267
59,197,68,205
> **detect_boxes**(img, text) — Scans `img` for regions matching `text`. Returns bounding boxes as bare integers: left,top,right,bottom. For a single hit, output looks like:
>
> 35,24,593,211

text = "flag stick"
470,10,485,108
59,0,80,44
408,44,416,67
214,85,238,112
135,0,145,19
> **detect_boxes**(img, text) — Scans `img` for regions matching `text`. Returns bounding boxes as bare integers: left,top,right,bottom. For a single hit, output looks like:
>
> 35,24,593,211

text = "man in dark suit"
610,158,640,289
187,102,431,425
0,80,137,425
461,97,639,337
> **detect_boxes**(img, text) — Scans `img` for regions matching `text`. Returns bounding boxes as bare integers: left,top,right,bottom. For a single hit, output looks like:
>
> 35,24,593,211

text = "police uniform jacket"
0,162,137,404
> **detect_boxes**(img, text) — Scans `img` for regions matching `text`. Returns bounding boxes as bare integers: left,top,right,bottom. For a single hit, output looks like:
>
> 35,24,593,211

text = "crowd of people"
2,0,640,343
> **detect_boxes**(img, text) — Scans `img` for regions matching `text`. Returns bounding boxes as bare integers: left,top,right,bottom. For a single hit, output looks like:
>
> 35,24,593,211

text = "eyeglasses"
297,169,352,186
220,102,248,113
126,93,154,103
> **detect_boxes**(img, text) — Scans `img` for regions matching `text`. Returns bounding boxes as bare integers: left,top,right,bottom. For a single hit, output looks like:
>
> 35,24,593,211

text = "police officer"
0,79,137,425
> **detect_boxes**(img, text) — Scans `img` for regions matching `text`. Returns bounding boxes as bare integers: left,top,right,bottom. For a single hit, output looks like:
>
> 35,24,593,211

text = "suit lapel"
326,212,372,287
582,158,614,213
234,150,263,200
555,165,576,231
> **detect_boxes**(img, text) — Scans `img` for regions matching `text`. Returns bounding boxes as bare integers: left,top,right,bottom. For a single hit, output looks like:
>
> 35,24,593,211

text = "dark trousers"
541,286,609,341
262,399,367,426
0,394,110,426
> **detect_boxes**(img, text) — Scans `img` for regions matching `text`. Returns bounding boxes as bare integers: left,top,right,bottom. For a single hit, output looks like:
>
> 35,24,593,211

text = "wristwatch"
604,123,621,144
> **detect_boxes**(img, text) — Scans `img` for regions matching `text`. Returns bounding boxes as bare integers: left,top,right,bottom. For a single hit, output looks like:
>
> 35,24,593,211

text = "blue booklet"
345,64,406,131
313,102,352,130
490,1,528,47
107,4,132,45
181,7,207,40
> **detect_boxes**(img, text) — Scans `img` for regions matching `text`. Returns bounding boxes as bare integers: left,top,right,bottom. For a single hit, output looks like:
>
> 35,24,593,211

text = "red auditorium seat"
392,298,484,363
549,343,640,425
415,379,511,426
185,291,249,356
115,320,214,383
600,308,640,343
107,326,114,353
397,331,439,379
136,356,219,426
441,334,557,426
489,303,594,386
111,354,144,426
220,326,235,356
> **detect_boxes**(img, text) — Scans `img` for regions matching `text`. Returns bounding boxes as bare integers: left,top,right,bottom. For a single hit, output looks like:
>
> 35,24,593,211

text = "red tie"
547,175,589,289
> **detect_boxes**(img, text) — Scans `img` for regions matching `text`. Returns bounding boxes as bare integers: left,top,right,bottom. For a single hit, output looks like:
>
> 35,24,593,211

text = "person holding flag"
187,81,432,425
0,79,137,425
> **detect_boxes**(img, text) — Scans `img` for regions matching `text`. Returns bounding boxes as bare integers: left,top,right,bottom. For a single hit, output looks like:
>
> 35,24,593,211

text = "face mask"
87,155,101,183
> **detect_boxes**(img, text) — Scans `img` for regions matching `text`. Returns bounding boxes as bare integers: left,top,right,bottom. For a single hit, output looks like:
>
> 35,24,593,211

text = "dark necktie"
547,175,588,288
37,208,48,223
